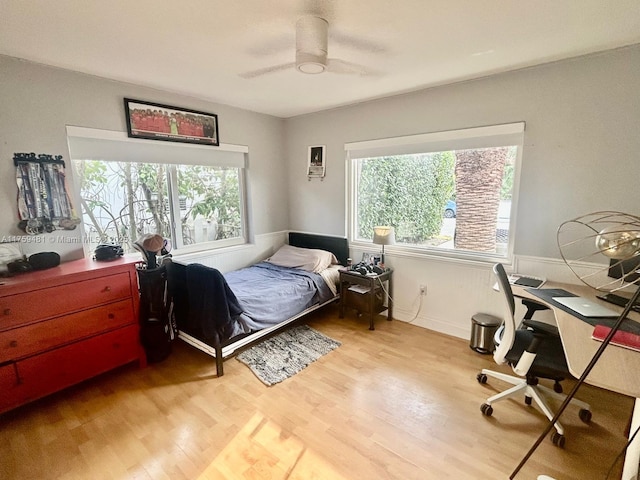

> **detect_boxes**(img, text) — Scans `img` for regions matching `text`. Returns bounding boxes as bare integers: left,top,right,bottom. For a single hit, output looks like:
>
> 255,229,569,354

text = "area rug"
236,325,341,386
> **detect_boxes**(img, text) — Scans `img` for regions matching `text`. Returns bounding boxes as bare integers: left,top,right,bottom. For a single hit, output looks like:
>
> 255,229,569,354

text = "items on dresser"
94,243,124,261
0,256,144,414
27,251,60,270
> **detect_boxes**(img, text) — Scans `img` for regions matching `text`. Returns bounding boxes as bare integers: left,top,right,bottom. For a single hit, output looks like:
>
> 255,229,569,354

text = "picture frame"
307,145,326,178
124,98,219,146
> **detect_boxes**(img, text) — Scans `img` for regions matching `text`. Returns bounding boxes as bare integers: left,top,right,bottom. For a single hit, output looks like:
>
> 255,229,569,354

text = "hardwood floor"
0,304,634,480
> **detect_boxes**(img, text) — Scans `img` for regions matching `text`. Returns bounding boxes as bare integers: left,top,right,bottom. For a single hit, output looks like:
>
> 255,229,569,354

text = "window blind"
66,126,247,168
345,122,525,159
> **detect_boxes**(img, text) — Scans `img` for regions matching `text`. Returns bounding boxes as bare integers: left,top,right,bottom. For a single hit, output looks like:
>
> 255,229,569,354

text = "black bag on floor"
137,265,175,363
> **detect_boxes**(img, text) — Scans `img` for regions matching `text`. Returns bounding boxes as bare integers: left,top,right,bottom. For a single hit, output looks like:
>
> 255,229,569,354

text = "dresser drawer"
0,362,19,410
2,325,140,412
0,299,135,363
0,272,133,330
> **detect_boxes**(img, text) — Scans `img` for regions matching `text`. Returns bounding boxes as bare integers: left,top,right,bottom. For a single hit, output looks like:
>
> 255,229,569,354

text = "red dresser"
0,255,144,414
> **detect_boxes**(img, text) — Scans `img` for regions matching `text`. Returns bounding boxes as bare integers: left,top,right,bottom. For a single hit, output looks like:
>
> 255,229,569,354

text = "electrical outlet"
419,284,426,296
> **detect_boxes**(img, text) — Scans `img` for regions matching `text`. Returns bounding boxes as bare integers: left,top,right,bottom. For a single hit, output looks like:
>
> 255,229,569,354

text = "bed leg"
215,343,224,377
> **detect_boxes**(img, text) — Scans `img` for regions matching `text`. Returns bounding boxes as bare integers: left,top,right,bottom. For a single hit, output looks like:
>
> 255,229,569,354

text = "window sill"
350,240,511,266
171,241,250,262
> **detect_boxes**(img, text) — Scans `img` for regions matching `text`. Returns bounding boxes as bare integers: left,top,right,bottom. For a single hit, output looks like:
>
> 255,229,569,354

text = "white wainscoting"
172,231,287,272
349,247,604,341
172,236,608,342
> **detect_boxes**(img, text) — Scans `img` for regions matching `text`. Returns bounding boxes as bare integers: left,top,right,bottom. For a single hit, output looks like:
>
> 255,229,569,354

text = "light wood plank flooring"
0,304,634,480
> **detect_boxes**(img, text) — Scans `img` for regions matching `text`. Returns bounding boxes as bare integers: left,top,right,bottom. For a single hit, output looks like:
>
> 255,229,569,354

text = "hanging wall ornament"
14,152,80,235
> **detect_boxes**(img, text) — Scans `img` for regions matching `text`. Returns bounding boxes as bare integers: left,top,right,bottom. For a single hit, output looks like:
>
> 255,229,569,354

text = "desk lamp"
373,226,395,267
511,211,640,478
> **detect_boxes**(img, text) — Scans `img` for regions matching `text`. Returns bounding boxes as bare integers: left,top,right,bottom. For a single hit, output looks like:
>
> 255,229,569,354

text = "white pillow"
266,244,338,273
320,264,342,296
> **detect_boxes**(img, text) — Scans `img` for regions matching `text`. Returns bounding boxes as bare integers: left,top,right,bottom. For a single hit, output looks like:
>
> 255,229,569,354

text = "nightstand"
339,268,393,330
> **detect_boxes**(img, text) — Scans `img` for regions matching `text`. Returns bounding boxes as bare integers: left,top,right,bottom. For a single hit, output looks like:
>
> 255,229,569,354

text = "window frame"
345,122,525,263
67,126,249,255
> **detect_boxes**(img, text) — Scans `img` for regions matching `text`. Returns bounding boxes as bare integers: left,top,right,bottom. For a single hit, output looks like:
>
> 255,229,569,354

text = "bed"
167,232,349,376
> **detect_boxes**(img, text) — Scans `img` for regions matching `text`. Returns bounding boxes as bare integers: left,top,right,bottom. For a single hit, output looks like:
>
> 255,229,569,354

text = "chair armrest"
522,299,549,320
522,318,559,337
514,317,560,376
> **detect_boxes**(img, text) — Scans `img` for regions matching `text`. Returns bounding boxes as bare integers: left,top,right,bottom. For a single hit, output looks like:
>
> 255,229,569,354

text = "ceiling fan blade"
239,62,296,79
326,58,374,76
331,31,387,55
245,34,293,57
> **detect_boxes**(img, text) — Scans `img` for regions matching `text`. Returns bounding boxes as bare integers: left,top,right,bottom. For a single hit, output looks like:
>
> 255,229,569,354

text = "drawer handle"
102,286,112,293
3,308,10,316
9,340,18,348
108,313,115,319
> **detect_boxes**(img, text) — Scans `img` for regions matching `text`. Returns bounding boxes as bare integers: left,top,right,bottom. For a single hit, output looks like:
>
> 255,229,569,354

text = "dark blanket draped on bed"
185,263,244,341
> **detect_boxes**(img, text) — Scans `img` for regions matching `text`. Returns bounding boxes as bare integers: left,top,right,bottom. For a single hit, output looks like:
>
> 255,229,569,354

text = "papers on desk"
592,325,640,353
348,285,371,294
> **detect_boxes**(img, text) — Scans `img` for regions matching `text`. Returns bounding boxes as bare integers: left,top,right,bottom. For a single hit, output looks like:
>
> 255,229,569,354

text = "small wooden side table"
339,268,393,330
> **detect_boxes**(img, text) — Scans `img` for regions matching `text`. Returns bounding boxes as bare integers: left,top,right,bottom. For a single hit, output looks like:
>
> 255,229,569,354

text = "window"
346,123,524,261
67,127,247,255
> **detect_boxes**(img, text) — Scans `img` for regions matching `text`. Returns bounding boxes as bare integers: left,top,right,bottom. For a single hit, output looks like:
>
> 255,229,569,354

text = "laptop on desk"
552,296,620,318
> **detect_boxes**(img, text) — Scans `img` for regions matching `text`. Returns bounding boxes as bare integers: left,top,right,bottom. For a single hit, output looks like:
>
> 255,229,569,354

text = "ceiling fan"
240,16,373,78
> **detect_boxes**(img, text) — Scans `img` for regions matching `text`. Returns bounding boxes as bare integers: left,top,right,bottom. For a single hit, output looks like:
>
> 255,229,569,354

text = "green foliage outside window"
176,165,241,240
357,152,455,243
74,160,243,253
500,163,514,200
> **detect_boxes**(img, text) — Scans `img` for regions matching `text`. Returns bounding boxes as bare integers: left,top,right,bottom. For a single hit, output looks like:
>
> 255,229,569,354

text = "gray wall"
0,55,287,260
2,46,638,337
283,45,640,338
284,45,640,259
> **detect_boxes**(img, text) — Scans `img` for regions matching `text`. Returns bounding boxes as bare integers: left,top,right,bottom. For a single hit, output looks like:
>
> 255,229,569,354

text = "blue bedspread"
225,262,333,332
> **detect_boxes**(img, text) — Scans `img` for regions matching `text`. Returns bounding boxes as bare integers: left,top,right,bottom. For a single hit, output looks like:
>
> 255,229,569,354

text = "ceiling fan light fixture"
296,51,326,74
295,16,328,74
297,62,325,74
240,14,371,79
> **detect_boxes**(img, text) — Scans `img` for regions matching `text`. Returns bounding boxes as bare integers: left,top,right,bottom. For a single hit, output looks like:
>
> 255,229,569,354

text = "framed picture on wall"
307,145,326,178
124,98,219,146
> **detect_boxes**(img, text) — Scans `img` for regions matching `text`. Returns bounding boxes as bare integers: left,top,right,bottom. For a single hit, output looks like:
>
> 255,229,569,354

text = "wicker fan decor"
557,211,640,292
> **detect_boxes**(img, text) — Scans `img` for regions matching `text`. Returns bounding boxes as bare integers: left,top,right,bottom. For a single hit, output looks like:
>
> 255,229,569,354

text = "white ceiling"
2,1,640,118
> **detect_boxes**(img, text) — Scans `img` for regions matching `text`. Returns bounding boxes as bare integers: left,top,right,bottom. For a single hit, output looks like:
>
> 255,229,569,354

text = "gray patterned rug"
236,325,341,386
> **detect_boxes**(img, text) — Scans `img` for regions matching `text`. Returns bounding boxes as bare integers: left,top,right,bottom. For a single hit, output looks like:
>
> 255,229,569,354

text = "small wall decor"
307,145,326,180
14,153,79,234
124,98,219,146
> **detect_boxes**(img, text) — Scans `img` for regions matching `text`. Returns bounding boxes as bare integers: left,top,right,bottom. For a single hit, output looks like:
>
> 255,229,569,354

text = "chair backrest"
493,263,517,365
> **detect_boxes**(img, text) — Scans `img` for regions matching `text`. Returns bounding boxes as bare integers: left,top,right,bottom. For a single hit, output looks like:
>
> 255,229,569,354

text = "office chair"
477,263,592,447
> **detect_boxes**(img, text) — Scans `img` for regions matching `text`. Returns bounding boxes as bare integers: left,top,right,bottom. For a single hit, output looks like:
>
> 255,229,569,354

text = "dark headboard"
288,232,349,266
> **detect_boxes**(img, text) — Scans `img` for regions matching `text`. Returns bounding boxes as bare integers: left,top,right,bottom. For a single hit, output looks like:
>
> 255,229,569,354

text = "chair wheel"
480,403,493,416
579,408,592,424
553,381,563,393
551,432,566,448
477,373,488,384
525,396,532,406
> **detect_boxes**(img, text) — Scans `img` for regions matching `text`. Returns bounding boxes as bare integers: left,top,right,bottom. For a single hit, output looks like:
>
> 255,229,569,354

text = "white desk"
514,282,640,480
